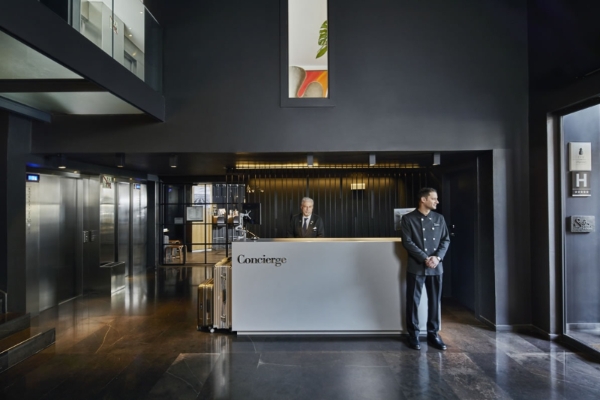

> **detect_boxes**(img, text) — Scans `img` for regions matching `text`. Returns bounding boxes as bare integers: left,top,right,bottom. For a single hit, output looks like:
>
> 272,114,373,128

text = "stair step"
0,328,55,373
0,327,34,353
0,313,30,340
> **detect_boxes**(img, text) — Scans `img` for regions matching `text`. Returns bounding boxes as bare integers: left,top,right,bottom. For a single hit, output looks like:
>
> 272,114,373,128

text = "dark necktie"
303,217,308,231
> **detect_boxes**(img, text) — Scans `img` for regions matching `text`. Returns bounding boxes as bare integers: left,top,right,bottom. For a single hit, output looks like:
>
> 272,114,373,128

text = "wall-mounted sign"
26,173,40,182
174,217,184,224
569,215,595,233
571,171,591,197
568,142,592,171
101,175,114,189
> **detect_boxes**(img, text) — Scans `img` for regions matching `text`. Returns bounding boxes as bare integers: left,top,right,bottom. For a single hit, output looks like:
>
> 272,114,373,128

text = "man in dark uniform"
286,197,325,238
400,187,450,351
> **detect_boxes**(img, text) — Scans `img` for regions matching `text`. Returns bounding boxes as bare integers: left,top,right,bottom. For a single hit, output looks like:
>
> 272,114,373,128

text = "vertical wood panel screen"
227,168,432,239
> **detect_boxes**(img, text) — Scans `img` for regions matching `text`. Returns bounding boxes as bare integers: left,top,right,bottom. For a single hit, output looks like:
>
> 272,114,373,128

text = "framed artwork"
280,0,334,107
187,206,204,222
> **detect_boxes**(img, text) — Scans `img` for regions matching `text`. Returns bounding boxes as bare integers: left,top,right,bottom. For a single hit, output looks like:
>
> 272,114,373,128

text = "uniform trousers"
406,272,442,338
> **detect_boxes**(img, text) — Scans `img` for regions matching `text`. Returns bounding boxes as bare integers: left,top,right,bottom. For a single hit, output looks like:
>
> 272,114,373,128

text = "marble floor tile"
506,352,600,399
429,352,512,399
2,271,600,400
145,353,221,399
383,351,460,399
196,352,405,400
468,352,570,400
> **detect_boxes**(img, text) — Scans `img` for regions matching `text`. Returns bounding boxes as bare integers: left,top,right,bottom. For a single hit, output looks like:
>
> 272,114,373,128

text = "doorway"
443,161,477,311
561,105,600,352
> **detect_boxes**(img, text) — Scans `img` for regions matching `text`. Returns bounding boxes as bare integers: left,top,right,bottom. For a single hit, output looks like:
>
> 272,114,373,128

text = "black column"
0,111,31,313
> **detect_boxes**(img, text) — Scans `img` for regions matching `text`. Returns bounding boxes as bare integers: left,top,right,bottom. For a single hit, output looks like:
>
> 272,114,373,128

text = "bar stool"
165,240,185,263
213,216,227,249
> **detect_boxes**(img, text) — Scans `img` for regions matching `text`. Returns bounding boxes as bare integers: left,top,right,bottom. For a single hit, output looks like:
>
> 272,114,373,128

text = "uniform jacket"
400,209,450,276
286,214,325,238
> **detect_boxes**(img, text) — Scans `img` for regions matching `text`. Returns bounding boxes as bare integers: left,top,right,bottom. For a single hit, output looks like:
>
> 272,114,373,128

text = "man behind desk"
287,197,325,238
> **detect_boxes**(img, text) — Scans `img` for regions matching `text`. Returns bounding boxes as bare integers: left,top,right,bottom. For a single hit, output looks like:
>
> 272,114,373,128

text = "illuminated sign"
26,174,40,182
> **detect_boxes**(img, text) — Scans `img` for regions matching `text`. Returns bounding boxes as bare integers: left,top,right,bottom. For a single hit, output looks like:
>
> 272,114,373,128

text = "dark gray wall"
477,152,496,324
29,0,531,326
38,0,528,155
528,0,600,335
528,0,600,92
0,111,31,313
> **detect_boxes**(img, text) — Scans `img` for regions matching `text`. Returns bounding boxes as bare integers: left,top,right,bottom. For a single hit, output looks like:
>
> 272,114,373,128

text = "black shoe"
407,336,421,350
427,335,447,350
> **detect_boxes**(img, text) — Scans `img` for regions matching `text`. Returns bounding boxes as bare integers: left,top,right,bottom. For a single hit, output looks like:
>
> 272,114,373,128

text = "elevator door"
131,184,147,274
32,175,79,311
57,177,78,302
118,182,131,276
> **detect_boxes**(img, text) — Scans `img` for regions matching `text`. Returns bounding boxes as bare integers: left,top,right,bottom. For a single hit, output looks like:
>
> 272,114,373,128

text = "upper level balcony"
41,0,162,93
0,0,164,121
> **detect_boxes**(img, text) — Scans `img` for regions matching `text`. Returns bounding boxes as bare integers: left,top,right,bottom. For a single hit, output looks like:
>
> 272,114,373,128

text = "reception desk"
231,238,428,335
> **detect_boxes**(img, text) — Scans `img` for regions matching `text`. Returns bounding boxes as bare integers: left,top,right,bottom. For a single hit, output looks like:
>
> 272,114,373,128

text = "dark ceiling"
46,151,440,177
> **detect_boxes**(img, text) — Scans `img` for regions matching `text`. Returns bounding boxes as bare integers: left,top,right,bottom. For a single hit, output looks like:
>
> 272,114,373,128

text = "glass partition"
41,0,162,92
160,183,246,265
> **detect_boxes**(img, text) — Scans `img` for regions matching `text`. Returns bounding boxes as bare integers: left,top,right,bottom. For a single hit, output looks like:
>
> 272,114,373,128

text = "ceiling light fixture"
169,155,178,168
307,154,314,167
57,154,67,169
369,154,376,166
116,153,125,168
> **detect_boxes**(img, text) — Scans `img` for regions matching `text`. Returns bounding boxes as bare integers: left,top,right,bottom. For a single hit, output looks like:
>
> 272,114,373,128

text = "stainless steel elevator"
27,174,90,312
25,173,148,315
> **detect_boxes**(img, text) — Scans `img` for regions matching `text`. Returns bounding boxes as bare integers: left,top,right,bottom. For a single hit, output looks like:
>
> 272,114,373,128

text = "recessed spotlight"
115,153,125,168
169,155,178,168
57,154,67,169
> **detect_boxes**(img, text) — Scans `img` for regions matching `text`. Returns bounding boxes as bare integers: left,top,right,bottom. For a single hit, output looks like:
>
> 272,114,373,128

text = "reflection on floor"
1,269,600,399
568,329,600,352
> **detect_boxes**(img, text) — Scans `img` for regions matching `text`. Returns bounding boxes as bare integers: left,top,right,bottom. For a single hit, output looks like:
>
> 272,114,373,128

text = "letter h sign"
571,171,591,197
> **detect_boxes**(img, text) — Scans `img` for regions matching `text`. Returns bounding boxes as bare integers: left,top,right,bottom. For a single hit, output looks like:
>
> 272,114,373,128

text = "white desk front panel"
232,239,428,334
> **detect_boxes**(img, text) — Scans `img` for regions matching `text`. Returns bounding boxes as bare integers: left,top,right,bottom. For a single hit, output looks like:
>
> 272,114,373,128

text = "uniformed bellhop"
400,188,450,351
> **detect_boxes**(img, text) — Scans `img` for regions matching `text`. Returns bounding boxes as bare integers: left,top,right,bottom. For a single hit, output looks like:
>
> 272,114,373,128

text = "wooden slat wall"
227,168,430,239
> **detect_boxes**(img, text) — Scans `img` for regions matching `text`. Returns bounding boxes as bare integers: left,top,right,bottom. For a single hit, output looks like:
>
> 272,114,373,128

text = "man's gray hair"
301,197,314,205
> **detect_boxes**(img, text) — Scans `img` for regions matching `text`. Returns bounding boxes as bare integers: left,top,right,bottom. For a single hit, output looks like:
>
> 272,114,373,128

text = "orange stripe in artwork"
315,71,328,97
297,70,328,97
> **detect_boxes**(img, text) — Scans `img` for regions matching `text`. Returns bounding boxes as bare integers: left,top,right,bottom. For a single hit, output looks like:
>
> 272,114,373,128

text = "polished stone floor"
1,269,600,399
